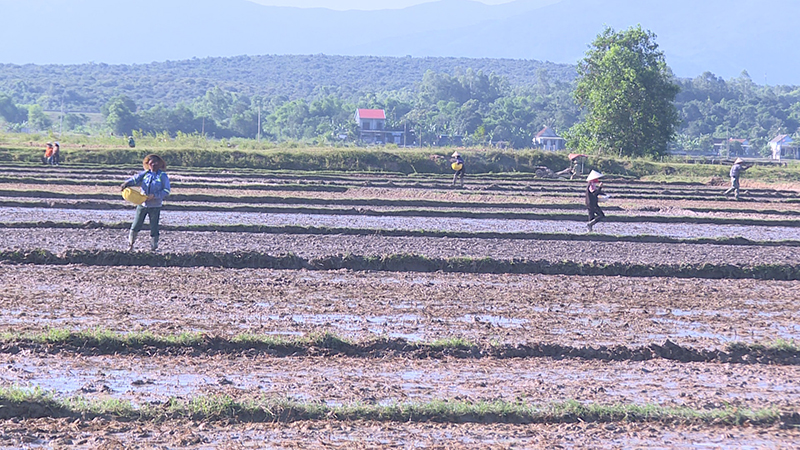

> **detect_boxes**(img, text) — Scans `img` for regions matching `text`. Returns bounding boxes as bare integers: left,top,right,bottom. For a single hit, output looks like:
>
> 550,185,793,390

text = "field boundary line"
2,221,799,247
2,200,800,226
2,250,800,280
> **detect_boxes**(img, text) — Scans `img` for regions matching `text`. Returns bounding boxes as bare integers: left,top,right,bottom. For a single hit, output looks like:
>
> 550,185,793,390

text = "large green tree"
102,95,138,136
27,104,52,131
568,26,680,157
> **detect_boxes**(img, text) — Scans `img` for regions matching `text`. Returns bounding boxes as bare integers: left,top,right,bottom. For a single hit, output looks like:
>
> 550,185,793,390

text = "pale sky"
248,0,516,10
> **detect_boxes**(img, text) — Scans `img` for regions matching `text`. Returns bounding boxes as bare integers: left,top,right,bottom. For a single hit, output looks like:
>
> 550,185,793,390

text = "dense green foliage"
569,26,680,157
0,55,576,111
675,71,800,156
1,54,799,154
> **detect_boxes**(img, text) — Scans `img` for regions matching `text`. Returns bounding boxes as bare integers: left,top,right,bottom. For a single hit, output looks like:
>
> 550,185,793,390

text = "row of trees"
2,27,799,157
91,68,579,149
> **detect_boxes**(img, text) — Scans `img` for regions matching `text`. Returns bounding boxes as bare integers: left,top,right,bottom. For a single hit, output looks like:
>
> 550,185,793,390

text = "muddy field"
1,164,799,448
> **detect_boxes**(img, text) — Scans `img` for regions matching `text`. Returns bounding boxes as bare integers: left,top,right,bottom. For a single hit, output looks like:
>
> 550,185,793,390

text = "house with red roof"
532,126,565,151
355,109,387,144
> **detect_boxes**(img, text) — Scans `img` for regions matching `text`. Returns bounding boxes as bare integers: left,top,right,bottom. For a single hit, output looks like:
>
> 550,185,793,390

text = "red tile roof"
357,109,386,120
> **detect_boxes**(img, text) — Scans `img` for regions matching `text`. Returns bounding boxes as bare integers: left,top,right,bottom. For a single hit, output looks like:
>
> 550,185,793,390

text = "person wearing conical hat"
450,151,465,187
723,157,751,201
43,142,54,165
585,170,607,233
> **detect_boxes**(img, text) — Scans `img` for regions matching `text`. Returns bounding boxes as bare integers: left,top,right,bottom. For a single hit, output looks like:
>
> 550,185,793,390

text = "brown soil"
2,266,798,348
2,166,800,448
1,417,795,449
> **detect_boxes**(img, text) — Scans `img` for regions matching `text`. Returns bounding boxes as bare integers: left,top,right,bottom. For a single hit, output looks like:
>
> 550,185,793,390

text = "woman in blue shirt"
120,154,171,251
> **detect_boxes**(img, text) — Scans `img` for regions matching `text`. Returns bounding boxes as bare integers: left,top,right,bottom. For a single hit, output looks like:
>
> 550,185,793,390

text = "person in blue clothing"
450,151,465,186
119,154,171,251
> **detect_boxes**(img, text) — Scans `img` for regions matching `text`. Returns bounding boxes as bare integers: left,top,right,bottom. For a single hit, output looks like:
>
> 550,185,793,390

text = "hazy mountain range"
2,0,798,85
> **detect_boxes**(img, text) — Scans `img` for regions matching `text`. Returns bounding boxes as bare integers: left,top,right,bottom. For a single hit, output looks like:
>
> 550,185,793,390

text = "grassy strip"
3,221,800,247
3,146,800,182
0,386,791,426
1,330,797,366
0,329,346,354
2,250,800,280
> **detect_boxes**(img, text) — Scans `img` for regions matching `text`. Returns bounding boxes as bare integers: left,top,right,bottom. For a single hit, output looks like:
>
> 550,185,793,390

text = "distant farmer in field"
450,151,465,186
43,142,54,164
723,157,750,200
120,154,171,252
51,142,61,165
128,136,136,148
585,170,608,233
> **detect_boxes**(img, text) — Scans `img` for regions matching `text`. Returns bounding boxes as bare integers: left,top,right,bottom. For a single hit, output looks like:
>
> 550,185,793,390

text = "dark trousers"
131,206,161,237
588,205,605,224
453,169,464,184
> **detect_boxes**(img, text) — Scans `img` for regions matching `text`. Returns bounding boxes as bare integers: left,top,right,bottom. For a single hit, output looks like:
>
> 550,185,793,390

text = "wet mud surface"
1,417,796,449
1,228,798,267
2,352,799,412
2,207,800,241
2,166,800,448
2,266,798,348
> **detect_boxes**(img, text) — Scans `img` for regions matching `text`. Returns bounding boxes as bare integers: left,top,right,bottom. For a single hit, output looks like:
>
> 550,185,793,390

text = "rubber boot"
128,230,138,251
150,236,159,252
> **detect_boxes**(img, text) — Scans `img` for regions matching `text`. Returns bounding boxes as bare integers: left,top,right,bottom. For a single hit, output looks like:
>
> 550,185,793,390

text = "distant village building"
769,134,796,160
355,109,387,144
532,126,565,151
712,137,751,156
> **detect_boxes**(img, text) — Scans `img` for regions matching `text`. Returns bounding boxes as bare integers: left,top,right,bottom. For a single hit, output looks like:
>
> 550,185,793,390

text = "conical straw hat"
586,170,604,182
734,157,744,164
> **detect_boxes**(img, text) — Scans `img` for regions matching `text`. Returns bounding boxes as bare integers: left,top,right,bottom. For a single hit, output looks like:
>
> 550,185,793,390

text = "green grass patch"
426,337,478,351
0,386,786,426
727,339,800,353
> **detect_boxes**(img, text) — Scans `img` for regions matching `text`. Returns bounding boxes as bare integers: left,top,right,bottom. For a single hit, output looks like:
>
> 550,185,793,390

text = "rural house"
769,134,796,160
532,126,565,151
355,109,387,144
712,138,751,156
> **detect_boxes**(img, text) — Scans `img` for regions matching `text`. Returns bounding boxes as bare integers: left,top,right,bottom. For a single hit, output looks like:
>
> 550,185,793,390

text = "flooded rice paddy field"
4,266,799,347
1,165,799,447
1,228,798,266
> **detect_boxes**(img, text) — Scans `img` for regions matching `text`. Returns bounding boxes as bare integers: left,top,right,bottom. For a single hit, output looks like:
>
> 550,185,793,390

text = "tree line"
1,42,799,156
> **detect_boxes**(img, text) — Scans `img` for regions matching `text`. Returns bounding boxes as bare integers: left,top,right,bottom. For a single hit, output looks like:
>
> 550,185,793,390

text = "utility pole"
257,103,261,143
59,92,64,136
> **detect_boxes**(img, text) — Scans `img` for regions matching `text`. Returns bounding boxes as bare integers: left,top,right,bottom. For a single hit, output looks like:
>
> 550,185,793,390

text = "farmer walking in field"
51,142,61,165
43,142,54,164
723,157,750,200
450,151,465,186
120,154,171,251
585,170,607,233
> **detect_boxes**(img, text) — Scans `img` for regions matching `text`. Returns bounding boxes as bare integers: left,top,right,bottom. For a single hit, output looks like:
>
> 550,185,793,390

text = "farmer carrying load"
450,151,465,187
119,154,171,252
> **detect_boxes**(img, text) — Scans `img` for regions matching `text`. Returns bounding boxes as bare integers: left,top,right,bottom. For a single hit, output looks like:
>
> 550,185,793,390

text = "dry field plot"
1,164,799,448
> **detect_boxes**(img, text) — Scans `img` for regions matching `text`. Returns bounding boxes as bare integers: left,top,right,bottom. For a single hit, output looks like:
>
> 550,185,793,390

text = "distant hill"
1,0,799,85
0,55,576,111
